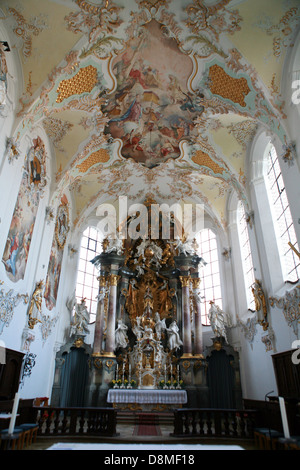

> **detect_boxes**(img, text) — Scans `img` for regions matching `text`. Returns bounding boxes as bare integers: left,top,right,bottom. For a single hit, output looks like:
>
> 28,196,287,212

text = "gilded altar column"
104,273,120,356
191,278,203,356
92,275,108,356
180,275,193,357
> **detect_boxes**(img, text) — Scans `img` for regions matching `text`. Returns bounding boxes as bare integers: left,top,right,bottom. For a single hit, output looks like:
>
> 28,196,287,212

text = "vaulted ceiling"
2,0,299,232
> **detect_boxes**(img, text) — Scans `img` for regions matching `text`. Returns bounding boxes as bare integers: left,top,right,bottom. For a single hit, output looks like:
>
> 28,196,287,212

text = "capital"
179,275,191,288
98,275,107,287
191,278,201,289
110,274,120,286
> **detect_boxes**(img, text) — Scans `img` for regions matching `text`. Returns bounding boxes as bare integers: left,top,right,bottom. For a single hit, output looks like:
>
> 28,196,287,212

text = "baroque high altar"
52,198,242,409
86,198,209,406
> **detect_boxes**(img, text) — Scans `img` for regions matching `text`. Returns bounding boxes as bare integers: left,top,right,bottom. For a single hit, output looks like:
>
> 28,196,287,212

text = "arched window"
196,228,222,325
265,144,300,282
75,226,102,321
237,201,256,310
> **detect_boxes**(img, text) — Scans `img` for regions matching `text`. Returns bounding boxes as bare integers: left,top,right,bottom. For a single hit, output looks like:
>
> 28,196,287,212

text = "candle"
8,393,20,435
279,396,290,438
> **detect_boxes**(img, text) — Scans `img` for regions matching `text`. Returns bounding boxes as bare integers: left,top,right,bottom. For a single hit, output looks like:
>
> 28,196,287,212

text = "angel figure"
174,235,196,256
161,243,174,266
105,237,124,255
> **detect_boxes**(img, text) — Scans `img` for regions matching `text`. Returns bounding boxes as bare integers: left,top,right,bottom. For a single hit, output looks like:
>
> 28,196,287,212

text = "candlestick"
8,393,19,435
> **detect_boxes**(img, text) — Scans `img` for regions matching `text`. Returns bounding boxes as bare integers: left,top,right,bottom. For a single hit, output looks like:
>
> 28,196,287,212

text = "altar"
107,389,187,411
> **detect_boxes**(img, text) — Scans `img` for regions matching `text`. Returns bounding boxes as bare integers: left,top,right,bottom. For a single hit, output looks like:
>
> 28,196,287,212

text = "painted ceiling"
1,0,299,232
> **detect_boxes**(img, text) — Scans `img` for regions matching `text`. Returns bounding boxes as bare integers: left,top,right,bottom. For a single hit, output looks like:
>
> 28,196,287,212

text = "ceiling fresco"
102,19,203,168
1,0,299,232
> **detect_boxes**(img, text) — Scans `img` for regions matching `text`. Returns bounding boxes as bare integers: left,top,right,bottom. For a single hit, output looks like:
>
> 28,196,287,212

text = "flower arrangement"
110,378,137,389
158,379,184,389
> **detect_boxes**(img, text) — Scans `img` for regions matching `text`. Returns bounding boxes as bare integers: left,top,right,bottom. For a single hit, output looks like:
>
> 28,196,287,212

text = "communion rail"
173,408,257,439
31,406,117,437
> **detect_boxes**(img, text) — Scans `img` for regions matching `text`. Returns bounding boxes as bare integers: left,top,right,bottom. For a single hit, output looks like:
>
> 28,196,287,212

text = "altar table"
107,389,187,411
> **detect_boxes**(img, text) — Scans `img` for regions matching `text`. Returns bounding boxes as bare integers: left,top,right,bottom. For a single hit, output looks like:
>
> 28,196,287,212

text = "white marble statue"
105,237,124,255
208,302,231,343
166,320,183,351
132,316,144,340
115,319,129,349
136,240,163,267
69,298,90,337
97,286,109,302
154,312,166,340
174,236,197,256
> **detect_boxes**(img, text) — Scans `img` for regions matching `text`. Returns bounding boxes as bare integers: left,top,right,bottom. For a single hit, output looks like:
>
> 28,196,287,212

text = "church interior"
0,0,300,452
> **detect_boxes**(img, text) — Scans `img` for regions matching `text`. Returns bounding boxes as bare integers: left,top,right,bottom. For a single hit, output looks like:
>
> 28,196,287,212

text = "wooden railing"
31,406,117,437
173,408,257,439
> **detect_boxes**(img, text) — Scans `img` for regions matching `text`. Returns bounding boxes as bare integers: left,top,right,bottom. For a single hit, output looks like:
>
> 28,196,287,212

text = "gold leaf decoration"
56,65,98,103
76,149,110,173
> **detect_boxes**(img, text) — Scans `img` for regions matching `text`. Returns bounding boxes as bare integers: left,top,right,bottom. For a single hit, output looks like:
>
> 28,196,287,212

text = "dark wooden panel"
0,348,24,400
272,349,300,399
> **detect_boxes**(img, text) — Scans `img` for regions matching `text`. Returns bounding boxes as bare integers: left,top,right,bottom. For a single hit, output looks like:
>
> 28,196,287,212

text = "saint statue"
115,319,129,349
132,316,144,340
154,312,166,340
28,280,43,329
208,302,231,343
70,298,90,337
166,320,183,351
251,279,268,329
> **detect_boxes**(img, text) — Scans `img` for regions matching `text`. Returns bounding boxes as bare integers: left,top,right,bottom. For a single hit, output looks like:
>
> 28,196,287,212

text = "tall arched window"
196,228,222,325
265,144,300,282
237,201,256,310
75,226,102,321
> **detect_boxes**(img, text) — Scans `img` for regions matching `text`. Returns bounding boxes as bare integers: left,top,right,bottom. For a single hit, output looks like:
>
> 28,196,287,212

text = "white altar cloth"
107,389,187,405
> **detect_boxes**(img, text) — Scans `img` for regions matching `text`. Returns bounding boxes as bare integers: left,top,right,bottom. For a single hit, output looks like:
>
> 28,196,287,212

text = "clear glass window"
237,201,256,310
266,144,300,282
75,227,103,322
196,229,223,325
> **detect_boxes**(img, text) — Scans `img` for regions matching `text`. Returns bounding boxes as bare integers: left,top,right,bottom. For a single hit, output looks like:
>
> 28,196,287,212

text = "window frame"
265,143,300,283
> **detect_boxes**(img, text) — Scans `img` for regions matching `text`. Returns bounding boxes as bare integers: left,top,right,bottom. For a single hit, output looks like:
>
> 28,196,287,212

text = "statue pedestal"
178,355,209,408
86,355,118,407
